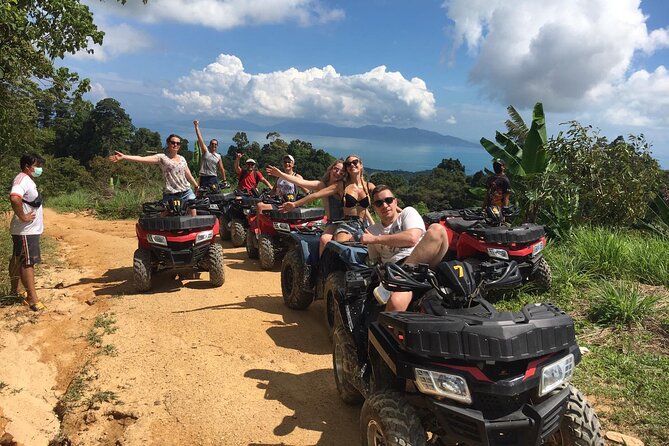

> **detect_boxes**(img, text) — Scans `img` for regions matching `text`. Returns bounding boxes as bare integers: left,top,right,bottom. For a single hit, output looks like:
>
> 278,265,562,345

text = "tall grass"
0,224,11,298
589,281,661,326
96,187,162,220
47,190,95,213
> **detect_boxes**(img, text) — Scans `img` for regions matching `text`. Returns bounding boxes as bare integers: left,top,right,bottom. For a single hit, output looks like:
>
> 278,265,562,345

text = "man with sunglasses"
362,184,451,311
234,152,272,193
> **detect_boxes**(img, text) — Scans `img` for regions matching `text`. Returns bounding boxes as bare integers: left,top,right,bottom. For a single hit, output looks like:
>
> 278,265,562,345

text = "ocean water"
160,124,492,174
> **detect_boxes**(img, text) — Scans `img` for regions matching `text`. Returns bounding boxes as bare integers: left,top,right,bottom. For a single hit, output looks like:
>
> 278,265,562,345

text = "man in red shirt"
234,153,272,192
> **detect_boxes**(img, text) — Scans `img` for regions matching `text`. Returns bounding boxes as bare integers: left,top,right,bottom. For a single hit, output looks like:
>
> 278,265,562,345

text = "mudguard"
286,231,321,266
321,241,368,270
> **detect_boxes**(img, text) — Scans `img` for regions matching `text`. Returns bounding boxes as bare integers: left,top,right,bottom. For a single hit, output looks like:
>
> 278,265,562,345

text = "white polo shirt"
10,173,44,235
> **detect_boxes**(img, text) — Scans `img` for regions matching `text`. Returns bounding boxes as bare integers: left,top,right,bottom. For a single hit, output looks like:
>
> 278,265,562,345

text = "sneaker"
373,284,392,304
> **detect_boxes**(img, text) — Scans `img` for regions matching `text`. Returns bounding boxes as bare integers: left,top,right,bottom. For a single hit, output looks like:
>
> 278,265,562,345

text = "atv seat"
139,215,217,231
424,210,461,225
266,207,325,221
444,217,480,232
465,223,545,244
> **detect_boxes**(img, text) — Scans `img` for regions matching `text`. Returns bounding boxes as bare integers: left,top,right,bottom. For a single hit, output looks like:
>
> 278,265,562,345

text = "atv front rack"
139,215,217,231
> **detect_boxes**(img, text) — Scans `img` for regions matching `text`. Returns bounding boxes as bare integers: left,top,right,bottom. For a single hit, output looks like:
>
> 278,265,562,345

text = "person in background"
109,134,199,216
362,184,450,312
267,159,345,255
256,154,308,214
9,153,46,311
483,158,511,208
193,120,228,189
234,152,272,193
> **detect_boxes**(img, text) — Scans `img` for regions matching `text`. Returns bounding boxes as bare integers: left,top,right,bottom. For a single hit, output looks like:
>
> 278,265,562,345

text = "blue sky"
64,0,669,168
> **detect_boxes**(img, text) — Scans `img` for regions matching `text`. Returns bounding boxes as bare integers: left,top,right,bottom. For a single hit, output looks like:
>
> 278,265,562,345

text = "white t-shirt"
199,151,221,177
367,207,425,264
157,154,190,194
10,173,44,235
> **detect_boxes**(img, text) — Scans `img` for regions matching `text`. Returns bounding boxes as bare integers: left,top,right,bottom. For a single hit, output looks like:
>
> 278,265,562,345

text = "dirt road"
0,209,359,445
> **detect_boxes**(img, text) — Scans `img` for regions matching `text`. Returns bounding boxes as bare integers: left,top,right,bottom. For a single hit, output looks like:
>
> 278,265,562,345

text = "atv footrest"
139,215,217,231
376,303,575,361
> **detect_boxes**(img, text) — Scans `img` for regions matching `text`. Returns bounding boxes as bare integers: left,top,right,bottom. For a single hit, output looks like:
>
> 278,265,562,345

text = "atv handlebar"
142,197,212,216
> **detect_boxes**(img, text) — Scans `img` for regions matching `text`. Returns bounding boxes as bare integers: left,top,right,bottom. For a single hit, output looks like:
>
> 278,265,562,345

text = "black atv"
221,189,262,247
332,259,603,446
196,181,234,241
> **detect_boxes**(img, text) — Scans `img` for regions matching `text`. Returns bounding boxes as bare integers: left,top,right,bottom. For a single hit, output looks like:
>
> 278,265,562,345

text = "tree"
130,128,162,155
78,98,134,164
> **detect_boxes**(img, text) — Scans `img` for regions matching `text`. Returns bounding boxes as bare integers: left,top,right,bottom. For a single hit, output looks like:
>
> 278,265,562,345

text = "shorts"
162,189,196,203
199,175,218,188
12,234,41,266
335,217,369,242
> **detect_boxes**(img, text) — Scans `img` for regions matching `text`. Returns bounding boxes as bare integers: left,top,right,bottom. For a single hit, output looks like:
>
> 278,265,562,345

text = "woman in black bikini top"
343,192,370,209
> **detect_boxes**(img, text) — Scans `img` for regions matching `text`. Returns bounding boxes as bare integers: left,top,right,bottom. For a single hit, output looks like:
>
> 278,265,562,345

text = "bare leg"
403,224,449,269
20,265,38,305
334,231,353,243
386,225,449,312
9,256,22,295
319,226,336,256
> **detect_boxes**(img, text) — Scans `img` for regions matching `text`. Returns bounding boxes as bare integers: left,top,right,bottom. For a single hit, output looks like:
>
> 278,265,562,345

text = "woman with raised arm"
267,159,345,254
193,120,228,189
109,134,199,216
279,154,375,246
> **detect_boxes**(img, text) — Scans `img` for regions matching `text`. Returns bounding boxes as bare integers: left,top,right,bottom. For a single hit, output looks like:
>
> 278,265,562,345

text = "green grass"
93,313,117,334
86,390,118,409
96,188,161,219
589,281,661,326
47,190,95,213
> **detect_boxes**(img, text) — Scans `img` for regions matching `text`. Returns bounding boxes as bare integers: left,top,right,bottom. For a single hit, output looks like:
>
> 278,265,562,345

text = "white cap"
245,158,257,165
283,154,295,163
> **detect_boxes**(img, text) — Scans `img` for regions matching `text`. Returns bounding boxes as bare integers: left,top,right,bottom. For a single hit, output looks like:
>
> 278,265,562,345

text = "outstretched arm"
193,120,207,155
294,174,310,194
265,165,323,191
109,151,160,165
279,182,339,212
234,152,242,176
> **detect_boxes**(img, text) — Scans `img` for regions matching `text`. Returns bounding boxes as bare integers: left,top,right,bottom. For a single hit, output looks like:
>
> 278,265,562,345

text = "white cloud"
163,54,436,126
443,0,669,120
446,115,457,124
87,82,107,103
93,0,344,30
71,23,152,61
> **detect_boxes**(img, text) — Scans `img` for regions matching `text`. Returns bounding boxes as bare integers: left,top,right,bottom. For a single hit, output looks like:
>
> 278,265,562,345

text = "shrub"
589,281,660,326
48,190,95,213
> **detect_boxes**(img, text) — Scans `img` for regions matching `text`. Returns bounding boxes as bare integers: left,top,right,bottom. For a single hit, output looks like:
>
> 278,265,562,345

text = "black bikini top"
343,193,370,209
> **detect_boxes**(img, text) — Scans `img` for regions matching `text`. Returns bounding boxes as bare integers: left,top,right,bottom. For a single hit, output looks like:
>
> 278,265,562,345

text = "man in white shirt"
9,153,46,311
361,184,450,311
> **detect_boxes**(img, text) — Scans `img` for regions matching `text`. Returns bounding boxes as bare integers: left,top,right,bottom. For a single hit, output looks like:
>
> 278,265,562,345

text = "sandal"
22,299,46,312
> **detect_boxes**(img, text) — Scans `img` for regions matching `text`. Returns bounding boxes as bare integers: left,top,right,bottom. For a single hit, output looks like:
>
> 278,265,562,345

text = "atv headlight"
273,222,290,232
243,208,251,215
195,230,214,244
414,368,471,404
147,234,167,246
209,204,219,210
539,354,575,397
487,248,509,260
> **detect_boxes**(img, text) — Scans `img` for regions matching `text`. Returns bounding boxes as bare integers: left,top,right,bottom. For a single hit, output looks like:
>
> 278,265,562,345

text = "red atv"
246,193,326,270
424,206,551,290
133,198,225,291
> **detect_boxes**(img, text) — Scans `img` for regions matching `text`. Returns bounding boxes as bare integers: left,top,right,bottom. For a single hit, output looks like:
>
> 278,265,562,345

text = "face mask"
32,167,43,177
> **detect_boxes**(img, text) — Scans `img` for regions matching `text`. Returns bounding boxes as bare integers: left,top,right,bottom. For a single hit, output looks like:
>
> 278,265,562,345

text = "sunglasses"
283,159,292,163
211,143,218,147
344,159,360,168
373,197,395,207
246,162,256,166
169,140,181,146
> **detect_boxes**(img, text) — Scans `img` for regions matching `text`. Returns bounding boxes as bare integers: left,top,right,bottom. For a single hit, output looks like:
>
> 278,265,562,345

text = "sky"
63,0,669,168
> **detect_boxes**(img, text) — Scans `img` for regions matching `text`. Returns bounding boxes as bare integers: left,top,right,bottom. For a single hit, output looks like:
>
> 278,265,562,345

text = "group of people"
9,120,511,313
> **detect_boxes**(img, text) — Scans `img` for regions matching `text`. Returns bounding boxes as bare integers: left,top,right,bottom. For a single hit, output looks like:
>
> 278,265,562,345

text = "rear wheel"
219,215,231,241
360,391,426,446
531,257,552,291
230,219,246,247
207,243,225,287
281,249,314,309
333,326,364,405
544,385,603,446
133,248,152,292
246,229,259,259
323,271,345,338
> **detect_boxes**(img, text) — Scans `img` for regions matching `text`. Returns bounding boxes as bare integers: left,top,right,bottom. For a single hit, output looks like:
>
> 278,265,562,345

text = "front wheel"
544,385,603,446
281,249,314,309
531,257,552,291
207,243,225,287
360,391,426,446
246,229,259,259
133,248,152,292
258,235,276,270
333,326,364,405
323,271,345,338
219,215,231,241
230,219,246,247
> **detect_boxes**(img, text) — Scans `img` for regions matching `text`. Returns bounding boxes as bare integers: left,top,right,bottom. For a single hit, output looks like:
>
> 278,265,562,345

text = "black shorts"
12,234,41,266
199,175,218,187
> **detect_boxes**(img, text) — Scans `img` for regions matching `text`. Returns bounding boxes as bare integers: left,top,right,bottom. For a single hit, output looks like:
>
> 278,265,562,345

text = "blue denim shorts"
162,189,196,203
335,217,369,242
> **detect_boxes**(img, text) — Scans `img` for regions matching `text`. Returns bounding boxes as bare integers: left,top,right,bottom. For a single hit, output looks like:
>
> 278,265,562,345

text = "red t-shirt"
238,169,266,191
